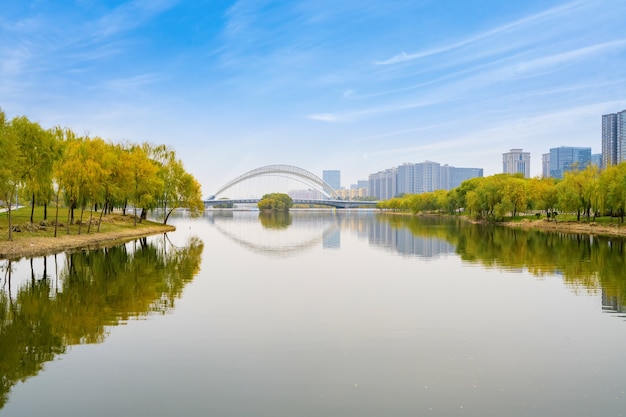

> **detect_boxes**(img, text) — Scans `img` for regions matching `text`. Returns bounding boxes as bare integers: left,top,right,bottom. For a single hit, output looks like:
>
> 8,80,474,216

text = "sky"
1,0,626,197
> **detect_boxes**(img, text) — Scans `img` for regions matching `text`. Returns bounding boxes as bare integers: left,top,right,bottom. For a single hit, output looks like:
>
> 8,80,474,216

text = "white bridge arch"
208,164,341,200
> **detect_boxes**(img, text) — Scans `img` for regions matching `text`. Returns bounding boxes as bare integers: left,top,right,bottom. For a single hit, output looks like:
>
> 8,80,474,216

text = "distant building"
396,161,443,194
549,146,591,179
368,161,482,199
619,110,626,163
603,109,626,166
322,170,341,190
369,168,397,200
336,187,368,200
542,153,550,178
502,149,531,177
440,165,484,190
602,112,618,167
288,189,324,199
591,153,602,170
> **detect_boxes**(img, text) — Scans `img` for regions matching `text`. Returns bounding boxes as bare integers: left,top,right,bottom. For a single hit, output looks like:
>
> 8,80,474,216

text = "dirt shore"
388,211,626,238
498,218,626,237
0,224,176,260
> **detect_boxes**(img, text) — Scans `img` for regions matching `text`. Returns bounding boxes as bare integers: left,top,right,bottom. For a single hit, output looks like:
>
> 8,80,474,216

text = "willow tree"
0,110,23,241
152,147,204,224
125,144,162,226
10,116,57,223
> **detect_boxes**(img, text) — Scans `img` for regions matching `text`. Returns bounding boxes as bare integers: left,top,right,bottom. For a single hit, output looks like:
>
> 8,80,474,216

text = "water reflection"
0,235,203,408
206,211,340,258
379,214,626,316
207,211,626,314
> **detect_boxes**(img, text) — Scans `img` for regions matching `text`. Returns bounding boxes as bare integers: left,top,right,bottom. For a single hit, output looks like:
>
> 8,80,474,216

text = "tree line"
378,163,626,222
0,109,205,240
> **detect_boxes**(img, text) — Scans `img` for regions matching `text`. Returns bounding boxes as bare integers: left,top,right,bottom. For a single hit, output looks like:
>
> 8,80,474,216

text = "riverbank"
0,224,175,260
498,217,626,237
0,208,176,260
385,211,626,237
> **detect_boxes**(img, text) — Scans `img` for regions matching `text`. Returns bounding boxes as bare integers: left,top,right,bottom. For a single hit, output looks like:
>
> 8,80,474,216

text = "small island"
258,193,293,212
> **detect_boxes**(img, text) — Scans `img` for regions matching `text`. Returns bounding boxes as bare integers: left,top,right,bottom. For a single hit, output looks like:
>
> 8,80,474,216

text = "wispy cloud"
374,0,590,65
503,39,626,79
90,0,180,40
308,113,342,122
103,73,162,92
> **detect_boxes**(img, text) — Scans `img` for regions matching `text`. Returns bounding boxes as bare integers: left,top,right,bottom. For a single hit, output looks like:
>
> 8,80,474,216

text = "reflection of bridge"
205,164,378,209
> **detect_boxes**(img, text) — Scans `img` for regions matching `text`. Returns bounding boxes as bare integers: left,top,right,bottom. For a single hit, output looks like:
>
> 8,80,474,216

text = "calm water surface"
1,210,625,417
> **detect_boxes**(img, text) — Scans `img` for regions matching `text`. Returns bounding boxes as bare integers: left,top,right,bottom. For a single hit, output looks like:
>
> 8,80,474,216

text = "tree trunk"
44,202,48,221
98,200,107,232
7,204,12,241
54,190,60,237
30,192,35,223
78,205,85,235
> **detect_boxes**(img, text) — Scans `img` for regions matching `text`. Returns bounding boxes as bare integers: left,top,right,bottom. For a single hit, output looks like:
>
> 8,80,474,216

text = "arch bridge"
205,164,377,209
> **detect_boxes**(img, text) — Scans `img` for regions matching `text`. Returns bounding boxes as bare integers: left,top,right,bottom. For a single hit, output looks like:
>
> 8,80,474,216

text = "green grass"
0,205,161,242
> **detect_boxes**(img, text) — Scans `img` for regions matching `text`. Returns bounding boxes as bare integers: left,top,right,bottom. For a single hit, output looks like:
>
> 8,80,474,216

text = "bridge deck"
204,198,378,209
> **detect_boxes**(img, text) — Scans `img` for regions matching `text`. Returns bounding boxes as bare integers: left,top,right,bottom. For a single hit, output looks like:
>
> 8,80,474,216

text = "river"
1,210,625,417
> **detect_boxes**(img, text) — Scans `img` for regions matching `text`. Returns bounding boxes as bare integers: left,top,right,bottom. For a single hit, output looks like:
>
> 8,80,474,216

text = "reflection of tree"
259,212,292,229
382,215,626,306
0,235,203,409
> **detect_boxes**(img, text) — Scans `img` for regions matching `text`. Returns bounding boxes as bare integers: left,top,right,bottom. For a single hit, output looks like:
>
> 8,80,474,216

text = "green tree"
127,144,162,226
0,111,23,240
528,177,558,219
598,162,626,222
258,193,293,212
149,145,204,224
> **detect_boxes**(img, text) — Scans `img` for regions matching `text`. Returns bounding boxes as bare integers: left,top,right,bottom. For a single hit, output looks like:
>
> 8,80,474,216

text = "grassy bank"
0,206,175,260
382,210,626,237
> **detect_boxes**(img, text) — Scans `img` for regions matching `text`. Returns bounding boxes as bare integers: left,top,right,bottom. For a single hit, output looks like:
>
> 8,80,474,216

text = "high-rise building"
396,163,415,196
322,170,341,190
618,109,626,163
368,161,482,199
591,153,602,170
368,168,396,200
416,161,441,193
502,149,531,177
441,165,484,190
542,153,550,178
549,146,591,179
602,112,618,167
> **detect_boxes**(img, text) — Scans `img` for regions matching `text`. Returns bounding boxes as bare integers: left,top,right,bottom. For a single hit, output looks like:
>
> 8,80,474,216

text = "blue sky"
1,0,625,196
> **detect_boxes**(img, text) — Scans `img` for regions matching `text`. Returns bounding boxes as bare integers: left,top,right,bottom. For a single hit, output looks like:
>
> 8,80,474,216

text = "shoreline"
383,211,626,237
0,224,176,260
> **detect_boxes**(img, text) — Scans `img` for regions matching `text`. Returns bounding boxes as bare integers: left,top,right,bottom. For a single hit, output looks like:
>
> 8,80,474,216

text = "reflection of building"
602,289,624,314
502,148,531,177
323,228,340,249
368,218,455,258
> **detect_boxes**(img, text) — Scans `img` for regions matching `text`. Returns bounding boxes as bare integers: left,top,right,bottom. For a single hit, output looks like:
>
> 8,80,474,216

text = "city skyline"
1,1,625,196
